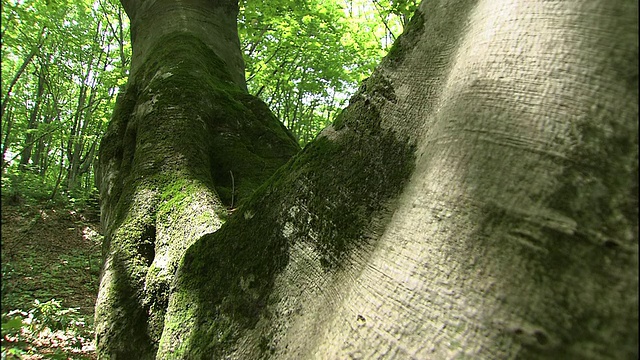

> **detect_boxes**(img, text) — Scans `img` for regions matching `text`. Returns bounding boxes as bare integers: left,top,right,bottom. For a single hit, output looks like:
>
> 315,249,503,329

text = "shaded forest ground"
1,198,101,359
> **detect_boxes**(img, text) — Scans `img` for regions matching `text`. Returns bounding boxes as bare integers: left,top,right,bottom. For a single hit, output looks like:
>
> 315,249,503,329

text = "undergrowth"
1,188,102,359
1,299,94,359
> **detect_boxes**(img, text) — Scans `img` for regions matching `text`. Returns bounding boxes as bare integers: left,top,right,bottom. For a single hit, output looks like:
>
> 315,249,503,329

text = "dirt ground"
1,200,102,359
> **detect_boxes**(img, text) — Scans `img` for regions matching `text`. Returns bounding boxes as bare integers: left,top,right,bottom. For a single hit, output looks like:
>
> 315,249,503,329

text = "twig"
230,170,235,209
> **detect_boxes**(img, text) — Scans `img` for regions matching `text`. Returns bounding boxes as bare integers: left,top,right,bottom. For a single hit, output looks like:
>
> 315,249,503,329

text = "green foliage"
1,202,102,358
1,299,93,359
1,163,101,215
1,166,52,203
1,0,131,200
239,0,415,145
2,0,416,202
371,0,419,29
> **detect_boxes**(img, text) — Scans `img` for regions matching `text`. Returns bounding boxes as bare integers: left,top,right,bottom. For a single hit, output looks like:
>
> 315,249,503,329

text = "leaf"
1,316,25,331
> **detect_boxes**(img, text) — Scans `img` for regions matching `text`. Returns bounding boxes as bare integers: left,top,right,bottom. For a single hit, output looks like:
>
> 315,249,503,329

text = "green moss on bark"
129,32,299,208
290,106,413,267
96,31,299,358
209,93,298,207
383,9,425,68
163,68,415,357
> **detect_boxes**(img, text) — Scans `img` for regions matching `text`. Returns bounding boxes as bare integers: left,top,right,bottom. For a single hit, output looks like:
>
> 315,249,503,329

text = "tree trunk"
67,23,110,193
0,37,41,121
1,107,15,171
97,0,638,359
32,115,53,177
19,69,46,171
66,59,92,192
95,0,299,357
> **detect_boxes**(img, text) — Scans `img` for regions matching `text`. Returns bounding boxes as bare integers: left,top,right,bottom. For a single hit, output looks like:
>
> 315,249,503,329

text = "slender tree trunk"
32,67,55,176
117,6,127,71
1,108,15,170
69,42,110,192
0,37,41,121
66,60,91,191
67,53,103,192
39,79,64,177
72,136,98,192
97,0,637,359
49,138,66,201
37,141,50,176
32,114,53,177
19,69,46,171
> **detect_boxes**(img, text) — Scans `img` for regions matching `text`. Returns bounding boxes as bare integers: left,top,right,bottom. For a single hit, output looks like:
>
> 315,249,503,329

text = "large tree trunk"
97,0,637,359
95,0,299,357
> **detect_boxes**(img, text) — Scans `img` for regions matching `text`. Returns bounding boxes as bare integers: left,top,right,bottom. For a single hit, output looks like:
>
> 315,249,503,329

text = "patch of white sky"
334,1,402,104
340,0,403,44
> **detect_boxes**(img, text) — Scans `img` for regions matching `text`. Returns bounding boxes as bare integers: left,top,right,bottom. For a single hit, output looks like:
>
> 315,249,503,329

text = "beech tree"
95,0,638,358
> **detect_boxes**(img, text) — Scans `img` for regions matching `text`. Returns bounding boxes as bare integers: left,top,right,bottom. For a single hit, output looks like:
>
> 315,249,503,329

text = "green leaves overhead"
239,0,414,145
1,0,131,199
1,0,415,201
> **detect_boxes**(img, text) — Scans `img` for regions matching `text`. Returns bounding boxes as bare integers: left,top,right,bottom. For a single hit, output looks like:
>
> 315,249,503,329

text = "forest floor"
1,199,102,359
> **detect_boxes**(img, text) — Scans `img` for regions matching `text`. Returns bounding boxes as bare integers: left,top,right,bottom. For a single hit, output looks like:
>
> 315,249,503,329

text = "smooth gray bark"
97,0,638,359
251,1,638,358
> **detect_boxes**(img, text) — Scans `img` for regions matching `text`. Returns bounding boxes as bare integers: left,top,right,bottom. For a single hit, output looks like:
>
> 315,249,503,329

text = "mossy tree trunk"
97,0,637,359
95,0,299,357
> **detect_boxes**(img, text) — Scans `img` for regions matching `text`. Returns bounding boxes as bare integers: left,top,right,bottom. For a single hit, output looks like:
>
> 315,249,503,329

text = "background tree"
1,0,130,202
96,0,637,359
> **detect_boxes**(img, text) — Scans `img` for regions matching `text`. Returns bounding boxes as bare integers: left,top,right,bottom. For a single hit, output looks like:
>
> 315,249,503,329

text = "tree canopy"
1,0,415,203
239,0,417,143
1,0,130,201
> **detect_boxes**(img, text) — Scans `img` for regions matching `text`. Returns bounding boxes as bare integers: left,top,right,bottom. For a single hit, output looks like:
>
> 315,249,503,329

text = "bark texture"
97,0,638,358
169,0,636,358
95,0,298,358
